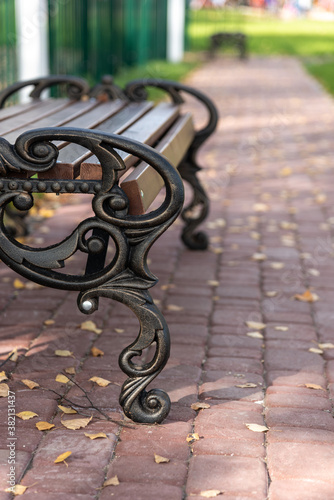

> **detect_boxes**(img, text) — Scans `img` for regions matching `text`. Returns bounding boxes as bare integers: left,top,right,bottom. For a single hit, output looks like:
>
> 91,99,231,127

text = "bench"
209,32,247,60
0,75,218,424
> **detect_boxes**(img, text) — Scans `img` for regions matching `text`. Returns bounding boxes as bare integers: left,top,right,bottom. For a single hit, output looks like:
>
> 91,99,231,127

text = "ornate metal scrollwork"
0,75,90,108
89,75,126,101
124,78,219,250
0,127,184,423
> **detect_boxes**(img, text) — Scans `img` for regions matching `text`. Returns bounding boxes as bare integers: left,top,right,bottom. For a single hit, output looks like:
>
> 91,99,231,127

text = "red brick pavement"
1,56,334,499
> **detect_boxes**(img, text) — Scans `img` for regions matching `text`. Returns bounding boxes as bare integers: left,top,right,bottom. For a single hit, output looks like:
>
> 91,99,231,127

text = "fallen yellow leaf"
9,348,18,362
80,320,102,334
265,291,278,297
191,402,211,411
304,383,326,391
13,279,25,289
186,433,200,443
167,304,184,311
270,262,285,270
58,405,77,414
207,280,220,286
54,451,72,464
56,374,70,384
251,253,266,261
54,349,74,358
36,421,55,431
114,328,124,334
235,383,257,388
309,347,323,354
246,332,264,339
61,417,92,430
44,319,55,326
103,476,119,487
0,383,9,397
200,491,223,498
65,366,76,375
275,326,289,332
210,246,224,254
318,343,334,349
0,370,8,382
253,203,269,212
294,289,319,302
279,167,292,177
89,376,111,387
245,321,266,330
16,411,38,420
5,484,28,496
21,379,39,389
84,432,107,440
90,347,104,357
154,453,170,463
246,423,269,433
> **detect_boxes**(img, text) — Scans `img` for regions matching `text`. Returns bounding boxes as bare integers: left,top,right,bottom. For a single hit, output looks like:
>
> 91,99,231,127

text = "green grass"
187,8,334,95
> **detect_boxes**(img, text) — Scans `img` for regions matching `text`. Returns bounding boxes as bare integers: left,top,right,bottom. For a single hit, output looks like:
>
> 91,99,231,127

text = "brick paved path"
1,57,334,499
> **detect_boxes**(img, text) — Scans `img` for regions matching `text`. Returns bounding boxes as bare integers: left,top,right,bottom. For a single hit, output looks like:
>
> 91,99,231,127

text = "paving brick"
99,482,183,500
186,456,268,497
266,371,327,388
267,427,334,445
268,479,334,500
0,450,31,490
264,348,324,373
265,407,334,431
265,388,331,411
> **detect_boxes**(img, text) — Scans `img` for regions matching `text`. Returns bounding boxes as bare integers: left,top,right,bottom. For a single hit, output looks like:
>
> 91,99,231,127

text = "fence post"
167,0,185,62
15,0,49,101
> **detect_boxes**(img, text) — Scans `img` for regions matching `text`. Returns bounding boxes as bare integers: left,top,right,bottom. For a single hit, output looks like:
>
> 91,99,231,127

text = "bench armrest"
124,78,219,153
0,75,90,108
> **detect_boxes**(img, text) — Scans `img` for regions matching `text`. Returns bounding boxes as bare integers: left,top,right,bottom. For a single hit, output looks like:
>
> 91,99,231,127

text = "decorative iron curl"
0,75,90,108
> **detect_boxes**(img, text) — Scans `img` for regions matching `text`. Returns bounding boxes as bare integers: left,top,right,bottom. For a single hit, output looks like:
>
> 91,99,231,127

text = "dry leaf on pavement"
154,453,170,463
274,326,289,331
309,347,323,354
200,490,223,498
304,383,326,391
293,289,319,302
80,320,102,334
191,402,211,411
16,411,38,420
5,484,28,495
56,374,70,384
58,405,77,414
103,476,119,487
89,376,111,387
54,350,74,357
84,432,107,440
251,253,267,261
0,371,8,382
245,321,266,330
246,423,269,433
318,343,334,349
61,417,92,430
235,383,257,388
167,304,184,311
21,379,39,389
54,451,72,465
90,347,104,357
246,332,264,339
0,383,9,397
36,421,55,431
270,262,285,270
13,279,25,289
186,433,200,443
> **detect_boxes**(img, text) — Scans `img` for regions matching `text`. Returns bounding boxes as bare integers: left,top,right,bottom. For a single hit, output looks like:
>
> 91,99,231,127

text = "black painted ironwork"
124,78,219,250
0,75,90,108
0,127,184,423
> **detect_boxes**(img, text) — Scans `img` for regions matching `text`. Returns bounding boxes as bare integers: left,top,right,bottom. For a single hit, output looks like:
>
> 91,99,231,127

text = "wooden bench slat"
80,102,180,180
121,113,195,215
39,101,153,180
0,99,71,135
0,100,45,122
3,99,99,143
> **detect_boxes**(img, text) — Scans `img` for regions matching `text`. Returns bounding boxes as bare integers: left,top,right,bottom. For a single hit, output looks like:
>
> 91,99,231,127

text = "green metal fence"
0,0,17,91
48,0,168,83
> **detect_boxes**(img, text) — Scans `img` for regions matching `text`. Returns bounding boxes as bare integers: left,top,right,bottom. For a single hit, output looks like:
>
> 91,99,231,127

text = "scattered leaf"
56,374,70,384
186,433,200,445
39,208,55,218
253,203,269,212
275,326,289,331
307,268,320,277
44,319,55,326
304,383,326,391
250,231,260,240
294,289,319,302
315,193,327,204
80,320,102,334
0,383,9,397
279,167,292,177
5,484,28,496
61,417,92,430
58,405,77,414
270,262,285,270
160,284,175,290
90,347,104,357
246,332,264,339
251,252,266,261
280,221,297,230
84,432,107,440
200,490,223,498
265,291,278,297
191,402,211,411
210,246,224,254
16,411,38,420
0,370,8,382
54,350,74,358
103,476,119,487
309,347,323,354
167,304,184,311
65,366,76,375
154,453,170,463
245,321,266,330
318,343,334,349
54,451,72,464
13,279,25,289
8,348,18,362
207,280,219,286
246,423,269,433
36,421,55,431
21,379,39,389
89,376,111,387
114,328,124,334
235,383,257,388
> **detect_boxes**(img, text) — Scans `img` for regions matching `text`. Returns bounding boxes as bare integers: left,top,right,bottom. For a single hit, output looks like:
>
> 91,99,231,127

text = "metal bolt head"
82,300,93,311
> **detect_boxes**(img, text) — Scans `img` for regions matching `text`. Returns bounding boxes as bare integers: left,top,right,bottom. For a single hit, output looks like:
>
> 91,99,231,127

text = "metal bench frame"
0,76,218,423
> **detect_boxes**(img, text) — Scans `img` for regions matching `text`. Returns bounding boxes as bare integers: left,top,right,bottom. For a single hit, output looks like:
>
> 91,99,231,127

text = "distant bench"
0,75,218,424
209,32,247,60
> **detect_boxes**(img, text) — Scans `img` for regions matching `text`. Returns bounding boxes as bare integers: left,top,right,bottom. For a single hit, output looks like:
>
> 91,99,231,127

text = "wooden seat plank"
0,98,72,135
3,99,101,143
80,102,180,180
0,100,45,122
39,101,154,180
120,113,195,215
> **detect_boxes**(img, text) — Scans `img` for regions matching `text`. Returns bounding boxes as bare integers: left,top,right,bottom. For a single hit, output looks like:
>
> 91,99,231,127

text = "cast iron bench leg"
124,79,219,250
0,127,184,424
